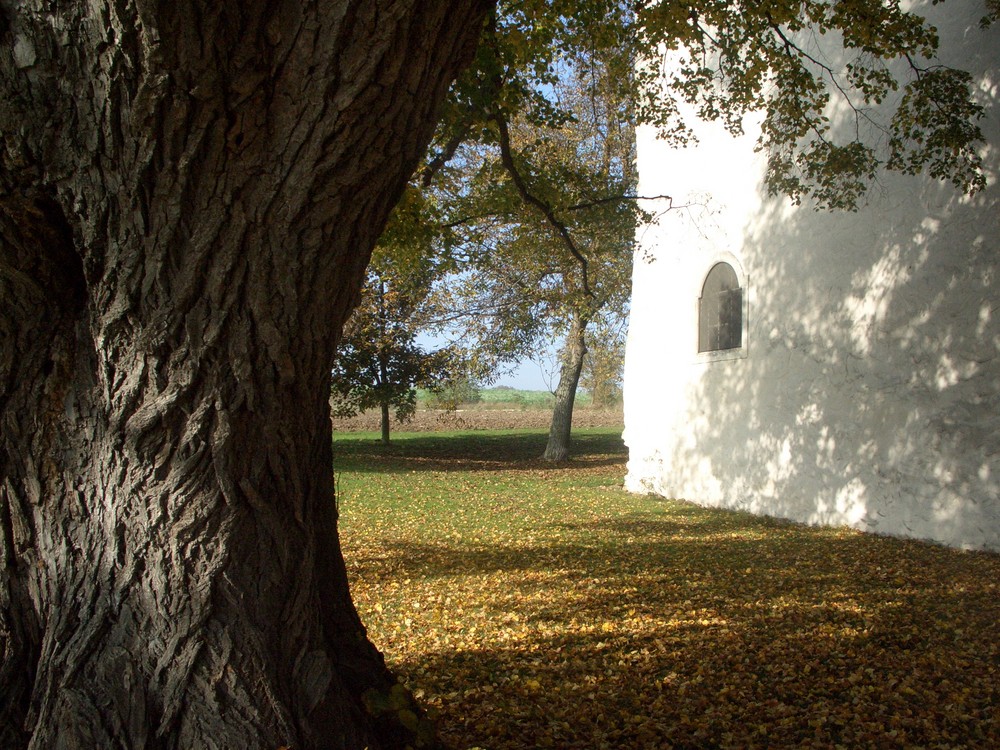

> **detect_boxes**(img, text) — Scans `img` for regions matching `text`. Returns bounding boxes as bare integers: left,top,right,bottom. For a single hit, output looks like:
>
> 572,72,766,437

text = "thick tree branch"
420,120,473,187
491,109,594,297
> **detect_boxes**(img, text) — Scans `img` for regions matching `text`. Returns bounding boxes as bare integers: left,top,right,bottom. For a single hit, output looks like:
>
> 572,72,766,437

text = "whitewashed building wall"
623,1,1000,551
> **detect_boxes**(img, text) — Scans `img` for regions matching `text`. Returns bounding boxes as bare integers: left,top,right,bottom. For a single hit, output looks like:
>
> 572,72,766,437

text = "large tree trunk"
543,311,589,462
0,2,489,747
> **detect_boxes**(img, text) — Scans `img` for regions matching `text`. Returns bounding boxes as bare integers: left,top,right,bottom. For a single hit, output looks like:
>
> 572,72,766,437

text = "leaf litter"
336,430,999,749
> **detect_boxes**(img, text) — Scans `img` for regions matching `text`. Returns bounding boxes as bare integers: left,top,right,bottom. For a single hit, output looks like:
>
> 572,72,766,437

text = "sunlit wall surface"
623,0,1000,551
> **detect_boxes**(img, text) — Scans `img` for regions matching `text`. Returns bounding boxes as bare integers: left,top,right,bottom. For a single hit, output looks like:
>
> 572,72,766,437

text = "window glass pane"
698,263,742,353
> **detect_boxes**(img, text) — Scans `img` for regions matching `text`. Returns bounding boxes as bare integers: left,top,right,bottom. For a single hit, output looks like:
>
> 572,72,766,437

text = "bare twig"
566,193,673,212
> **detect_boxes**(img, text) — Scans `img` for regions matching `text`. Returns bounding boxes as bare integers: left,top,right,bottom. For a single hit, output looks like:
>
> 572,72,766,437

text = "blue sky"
495,358,553,391
417,331,557,392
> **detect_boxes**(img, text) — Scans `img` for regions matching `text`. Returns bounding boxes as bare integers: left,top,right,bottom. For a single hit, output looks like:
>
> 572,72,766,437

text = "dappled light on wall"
623,0,1000,551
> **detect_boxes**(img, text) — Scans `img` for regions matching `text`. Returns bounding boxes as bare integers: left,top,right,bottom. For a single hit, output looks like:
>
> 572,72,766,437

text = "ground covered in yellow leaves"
335,429,999,749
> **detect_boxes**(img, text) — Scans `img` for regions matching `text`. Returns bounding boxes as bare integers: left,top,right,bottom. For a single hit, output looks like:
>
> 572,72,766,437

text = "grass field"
335,429,1000,749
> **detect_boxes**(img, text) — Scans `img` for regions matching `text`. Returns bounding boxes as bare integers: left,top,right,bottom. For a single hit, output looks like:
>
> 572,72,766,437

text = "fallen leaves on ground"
337,430,1000,749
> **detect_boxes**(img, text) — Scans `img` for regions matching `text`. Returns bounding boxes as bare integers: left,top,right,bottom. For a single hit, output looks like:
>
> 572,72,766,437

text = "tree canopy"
422,47,638,372
427,0,986,210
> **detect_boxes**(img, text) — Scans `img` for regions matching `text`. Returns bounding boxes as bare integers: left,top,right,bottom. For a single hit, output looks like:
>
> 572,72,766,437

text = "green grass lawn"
335,429,1000,750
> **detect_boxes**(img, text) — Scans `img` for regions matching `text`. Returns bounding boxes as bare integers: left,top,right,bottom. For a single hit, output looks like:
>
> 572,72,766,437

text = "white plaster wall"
623,0,1000,551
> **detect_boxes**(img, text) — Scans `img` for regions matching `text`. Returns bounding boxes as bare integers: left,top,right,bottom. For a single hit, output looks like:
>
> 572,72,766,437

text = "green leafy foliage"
330,279,450,423
888,67,987,192
632,0,986,207
338,430,1000,749
983,0,1000,26
331,250,458,435
422,378,483,410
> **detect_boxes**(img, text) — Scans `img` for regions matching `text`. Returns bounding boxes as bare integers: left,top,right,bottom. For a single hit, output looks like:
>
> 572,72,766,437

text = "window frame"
695,256,749,363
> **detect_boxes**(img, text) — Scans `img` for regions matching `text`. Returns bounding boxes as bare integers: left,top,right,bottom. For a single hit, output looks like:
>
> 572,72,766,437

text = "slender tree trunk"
0,2,490,747
377,280,392,445
543,311,589,462
380,402,392,446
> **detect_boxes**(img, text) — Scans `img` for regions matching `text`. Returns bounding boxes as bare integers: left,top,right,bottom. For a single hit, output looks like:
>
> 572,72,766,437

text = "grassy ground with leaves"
335,429,1000,749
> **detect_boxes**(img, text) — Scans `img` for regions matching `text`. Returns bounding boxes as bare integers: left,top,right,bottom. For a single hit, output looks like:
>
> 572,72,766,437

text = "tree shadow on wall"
665,13,1000,549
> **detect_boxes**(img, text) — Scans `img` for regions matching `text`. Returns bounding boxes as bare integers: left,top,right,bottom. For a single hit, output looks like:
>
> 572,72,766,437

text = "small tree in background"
424,376,482,410
581,313,627,408
332,190,457,444
420,39,640,461
331,273,454,444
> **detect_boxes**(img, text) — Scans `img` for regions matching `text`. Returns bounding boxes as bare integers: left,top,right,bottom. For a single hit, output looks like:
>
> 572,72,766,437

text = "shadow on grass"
339,427,999,747
355,510,1000,749
333,429,627,474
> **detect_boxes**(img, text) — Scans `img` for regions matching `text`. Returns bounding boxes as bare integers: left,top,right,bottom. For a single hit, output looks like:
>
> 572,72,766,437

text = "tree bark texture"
377,294,391,445
543,311,589,463
380,403,392,446
0,1,490,747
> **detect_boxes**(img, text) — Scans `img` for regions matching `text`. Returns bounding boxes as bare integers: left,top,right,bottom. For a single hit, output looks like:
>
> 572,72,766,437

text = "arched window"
699,262,743,353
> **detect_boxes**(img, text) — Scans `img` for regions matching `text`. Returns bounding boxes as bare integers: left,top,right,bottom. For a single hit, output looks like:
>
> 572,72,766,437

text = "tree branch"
442,193,673,229
764,12,886,143
491,109,594,297
420,120,472,187
566,193,673,212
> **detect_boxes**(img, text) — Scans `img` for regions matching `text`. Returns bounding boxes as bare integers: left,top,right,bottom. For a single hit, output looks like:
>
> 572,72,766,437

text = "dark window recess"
699,262,743,352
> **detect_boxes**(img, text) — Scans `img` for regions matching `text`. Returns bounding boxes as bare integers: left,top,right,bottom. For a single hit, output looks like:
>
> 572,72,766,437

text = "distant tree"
332,198,456,444
331,273,454,444
421,37,640,460
581,313,627,408
424,376,482,410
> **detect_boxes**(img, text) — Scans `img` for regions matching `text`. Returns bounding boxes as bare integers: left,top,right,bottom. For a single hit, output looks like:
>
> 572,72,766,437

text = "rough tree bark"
543,310,589,463
377,281,392,445
379,403,392,446
0,1,489,747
